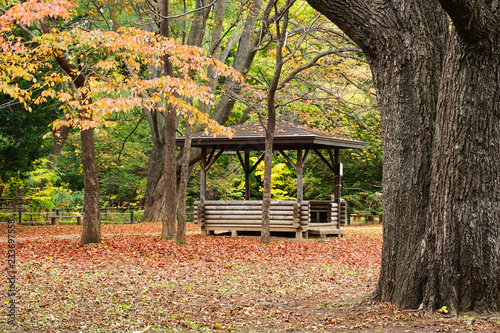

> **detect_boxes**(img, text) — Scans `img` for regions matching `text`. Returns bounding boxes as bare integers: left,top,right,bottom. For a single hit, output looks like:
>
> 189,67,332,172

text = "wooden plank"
203,206,304,211
204,210,295,216
200,200,305,205
309,222,338,227
204,223,297,228
203,226,301,232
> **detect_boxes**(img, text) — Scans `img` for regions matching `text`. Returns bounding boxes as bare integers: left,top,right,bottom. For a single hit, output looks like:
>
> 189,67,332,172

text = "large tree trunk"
422,28,500,313
306,0,500,313
79,128,101,245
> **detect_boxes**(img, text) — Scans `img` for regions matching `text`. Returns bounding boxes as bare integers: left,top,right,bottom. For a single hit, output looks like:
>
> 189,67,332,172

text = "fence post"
18,209,22,224
130,209,134,224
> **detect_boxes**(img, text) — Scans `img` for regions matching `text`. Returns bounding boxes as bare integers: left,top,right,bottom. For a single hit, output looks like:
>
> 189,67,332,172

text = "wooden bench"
51,215,83,225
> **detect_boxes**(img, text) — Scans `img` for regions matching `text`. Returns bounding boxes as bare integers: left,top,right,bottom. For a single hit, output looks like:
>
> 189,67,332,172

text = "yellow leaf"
438,306,448,314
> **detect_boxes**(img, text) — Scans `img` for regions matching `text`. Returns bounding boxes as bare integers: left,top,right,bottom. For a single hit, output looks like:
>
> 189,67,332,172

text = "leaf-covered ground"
1,223,499,332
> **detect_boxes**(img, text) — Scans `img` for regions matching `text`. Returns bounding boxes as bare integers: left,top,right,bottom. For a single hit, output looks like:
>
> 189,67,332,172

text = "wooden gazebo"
176,121,367,239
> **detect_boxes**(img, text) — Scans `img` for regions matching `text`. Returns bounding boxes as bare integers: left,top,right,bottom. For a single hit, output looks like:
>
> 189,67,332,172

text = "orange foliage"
0,0,241,137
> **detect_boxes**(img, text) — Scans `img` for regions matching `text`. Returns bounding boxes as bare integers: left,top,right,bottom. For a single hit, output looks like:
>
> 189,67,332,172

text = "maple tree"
1,0,239,244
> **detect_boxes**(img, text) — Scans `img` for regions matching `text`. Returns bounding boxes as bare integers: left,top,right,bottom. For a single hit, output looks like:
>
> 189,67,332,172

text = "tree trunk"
261,0,289,245
261,122,274,244
142,110,167,222
79,127,101,245
143,0,211,223
306,0,500,313
421,30,500,313
304,0,444,308
160,0,177,239
176,119,192,245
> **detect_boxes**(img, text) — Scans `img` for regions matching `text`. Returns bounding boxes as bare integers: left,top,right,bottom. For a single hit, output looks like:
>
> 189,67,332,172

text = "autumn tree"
1,0,237,244
305,0,500,313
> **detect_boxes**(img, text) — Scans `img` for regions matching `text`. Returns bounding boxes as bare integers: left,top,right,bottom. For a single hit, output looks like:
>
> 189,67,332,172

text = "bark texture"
423,11,500,312
160,0,177,239
305,0,500,312
79,128,101,245
142,109,167,222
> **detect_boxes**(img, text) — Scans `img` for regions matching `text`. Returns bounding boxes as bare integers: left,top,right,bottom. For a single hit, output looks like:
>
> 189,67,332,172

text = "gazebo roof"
176,121,367,150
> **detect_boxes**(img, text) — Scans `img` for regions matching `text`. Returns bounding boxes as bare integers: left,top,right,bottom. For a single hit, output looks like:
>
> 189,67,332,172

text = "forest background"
0,0,382,220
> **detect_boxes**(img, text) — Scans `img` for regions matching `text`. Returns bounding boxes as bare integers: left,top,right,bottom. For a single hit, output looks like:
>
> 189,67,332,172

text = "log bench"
51,215,83,225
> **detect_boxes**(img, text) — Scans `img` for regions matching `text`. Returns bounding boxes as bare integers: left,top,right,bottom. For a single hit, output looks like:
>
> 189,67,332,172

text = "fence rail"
0,209,194,225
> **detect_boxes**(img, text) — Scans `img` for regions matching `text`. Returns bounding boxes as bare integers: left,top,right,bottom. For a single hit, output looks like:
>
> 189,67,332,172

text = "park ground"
1,223,499,332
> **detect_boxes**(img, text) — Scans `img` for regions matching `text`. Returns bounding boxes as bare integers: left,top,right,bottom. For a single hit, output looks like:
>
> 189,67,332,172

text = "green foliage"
254,156,296,200
14,158,72,212
57,110,150,203
0,92,60,181
343,190,382,218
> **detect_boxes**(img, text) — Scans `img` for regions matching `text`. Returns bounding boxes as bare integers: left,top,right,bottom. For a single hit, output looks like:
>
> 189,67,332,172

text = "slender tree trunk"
261,0,290,244
160,0,177,239
41,18,102,245
79,127,101,244
261,120,274,244
176,119,192,245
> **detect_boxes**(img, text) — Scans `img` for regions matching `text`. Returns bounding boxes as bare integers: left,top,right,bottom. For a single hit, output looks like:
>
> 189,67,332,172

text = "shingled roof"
176,121,367,150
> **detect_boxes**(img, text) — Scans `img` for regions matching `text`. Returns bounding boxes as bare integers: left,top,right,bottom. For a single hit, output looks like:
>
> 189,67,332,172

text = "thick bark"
422,27,500,313
307,0,500,313
79,128,101,245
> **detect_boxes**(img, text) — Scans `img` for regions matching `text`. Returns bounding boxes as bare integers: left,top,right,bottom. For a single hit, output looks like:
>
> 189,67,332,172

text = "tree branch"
437,0,496,43
117,115,146,161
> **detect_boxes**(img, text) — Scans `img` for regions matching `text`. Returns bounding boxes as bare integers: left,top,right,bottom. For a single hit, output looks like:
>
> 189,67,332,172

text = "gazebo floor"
200,225,344,240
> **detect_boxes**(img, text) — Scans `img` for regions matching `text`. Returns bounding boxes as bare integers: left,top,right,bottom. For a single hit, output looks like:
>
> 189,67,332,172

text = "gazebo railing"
194,200,310,237
193,200,347,239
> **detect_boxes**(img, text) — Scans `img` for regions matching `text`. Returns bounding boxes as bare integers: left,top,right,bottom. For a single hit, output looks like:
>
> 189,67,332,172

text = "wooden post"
334,148,341,201
76,216,83,225
297,146,303,202
200,147,207,202
245,151,250,200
